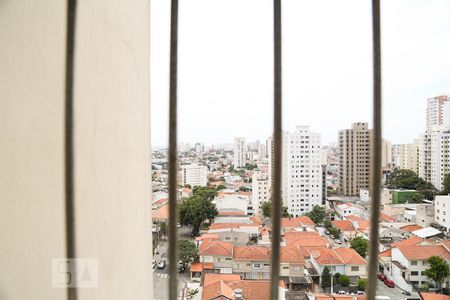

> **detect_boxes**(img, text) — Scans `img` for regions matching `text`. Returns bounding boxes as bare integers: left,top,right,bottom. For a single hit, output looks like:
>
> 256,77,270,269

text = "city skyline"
151,0,450,147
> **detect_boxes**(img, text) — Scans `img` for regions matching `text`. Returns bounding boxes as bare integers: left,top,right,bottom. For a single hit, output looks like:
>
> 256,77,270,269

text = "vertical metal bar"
367,1,382,300
270,0,282,298
168,0,179,298
65,0,77,299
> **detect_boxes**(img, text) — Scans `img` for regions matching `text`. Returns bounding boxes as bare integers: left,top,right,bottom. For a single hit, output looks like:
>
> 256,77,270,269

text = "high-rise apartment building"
430,130,450,191
267,136,274,185
252,171,271,216
419,95,450,190
381,139,392,168
180,163,207,187
426,95,449,131
233,137,246,168
398,141,419,174
338,122,371,196
282,126,322,216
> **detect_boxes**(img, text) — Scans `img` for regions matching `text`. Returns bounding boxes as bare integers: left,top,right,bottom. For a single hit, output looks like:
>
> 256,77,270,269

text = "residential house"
388,243,450,291
281,216,316,233
334,203,364,220
310,247,368,284
331,220,356,240
198,240,234,272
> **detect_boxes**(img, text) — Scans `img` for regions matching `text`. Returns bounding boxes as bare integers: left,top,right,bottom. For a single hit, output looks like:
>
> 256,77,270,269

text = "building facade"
282,126,322,216
234,137,246,168
338,122,371,196
251,171,271,216
398,141,419,174
180,163,207,187
435,195,450,232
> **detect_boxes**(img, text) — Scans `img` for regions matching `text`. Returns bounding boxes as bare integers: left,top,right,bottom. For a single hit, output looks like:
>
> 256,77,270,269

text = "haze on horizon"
151,0,450,148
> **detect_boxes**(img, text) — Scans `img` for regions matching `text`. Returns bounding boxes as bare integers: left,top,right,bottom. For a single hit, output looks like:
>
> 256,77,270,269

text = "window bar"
270,0,282,298
168,0,179,298
367,1,382,300
65,0,78,299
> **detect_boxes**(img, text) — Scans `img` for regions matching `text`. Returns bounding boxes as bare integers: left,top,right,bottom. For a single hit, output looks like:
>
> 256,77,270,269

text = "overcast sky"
151,0,450,148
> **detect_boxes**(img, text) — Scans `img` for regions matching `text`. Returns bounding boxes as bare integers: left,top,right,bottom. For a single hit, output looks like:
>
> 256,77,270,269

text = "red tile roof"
345,215,363,221
203,273,241,287
397,245,450,260
152,204,169,220
280,246,305,264
419,292,450,300
284,231,330,248
400,224,423,232
379,249,391,258
357,220,370,232
190,262,213,273
198,240,233,257
334,248,367,265
311,247,344,265
195,233,219,242
391,236,423,248
332,220,356,232
202,280,234,300
233,246,271,261
281,216,316,228
380,212,395,223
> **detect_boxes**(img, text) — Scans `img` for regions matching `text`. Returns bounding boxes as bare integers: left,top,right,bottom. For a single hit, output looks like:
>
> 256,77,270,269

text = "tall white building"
430,130,450,191
426,95,449,131
282,126,322,216
180,163,207,187
267,136,274,185
233,137,246,168
419,95,450,190
435,195,450,232
251,171,271,216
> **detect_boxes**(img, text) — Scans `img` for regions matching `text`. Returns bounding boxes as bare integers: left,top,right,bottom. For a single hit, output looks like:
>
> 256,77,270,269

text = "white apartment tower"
233,137,246,168
419,95,450,190
282,126,322,216
426,95,449,131
252,171,271,216
267,136,274,185
338,122,371,196
180,163,207,187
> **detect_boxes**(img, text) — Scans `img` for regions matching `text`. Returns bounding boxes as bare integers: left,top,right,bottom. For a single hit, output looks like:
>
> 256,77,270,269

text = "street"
376,280,420,300
153,226,194,300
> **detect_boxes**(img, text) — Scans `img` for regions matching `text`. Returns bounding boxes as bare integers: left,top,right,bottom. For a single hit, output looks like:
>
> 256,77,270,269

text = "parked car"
377,273,386,281
402,291,411,296
157,260,166,269
335,239,342,244
356,291,366,295
384,278,395,288
337,290,347,295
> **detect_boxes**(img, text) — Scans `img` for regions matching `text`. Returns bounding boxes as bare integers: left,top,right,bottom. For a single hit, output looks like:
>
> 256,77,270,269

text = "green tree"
385,169,437,199
178,239,198,265
305,205,326,225
261,202,290,218
179,196,218,235
385,169,423,189
192,186,217,201
350,236,368,258
357,278,367,291
183,184,192,189
321,266,332,289
339,275,350,287
244,163,257,170
440,173,450,195
216,184,227,191
159,221,167,237
423,255,450,291
410,192,424,203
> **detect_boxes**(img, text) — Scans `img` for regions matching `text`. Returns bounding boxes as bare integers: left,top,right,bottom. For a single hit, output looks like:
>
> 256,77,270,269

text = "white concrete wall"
0,1,152,299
